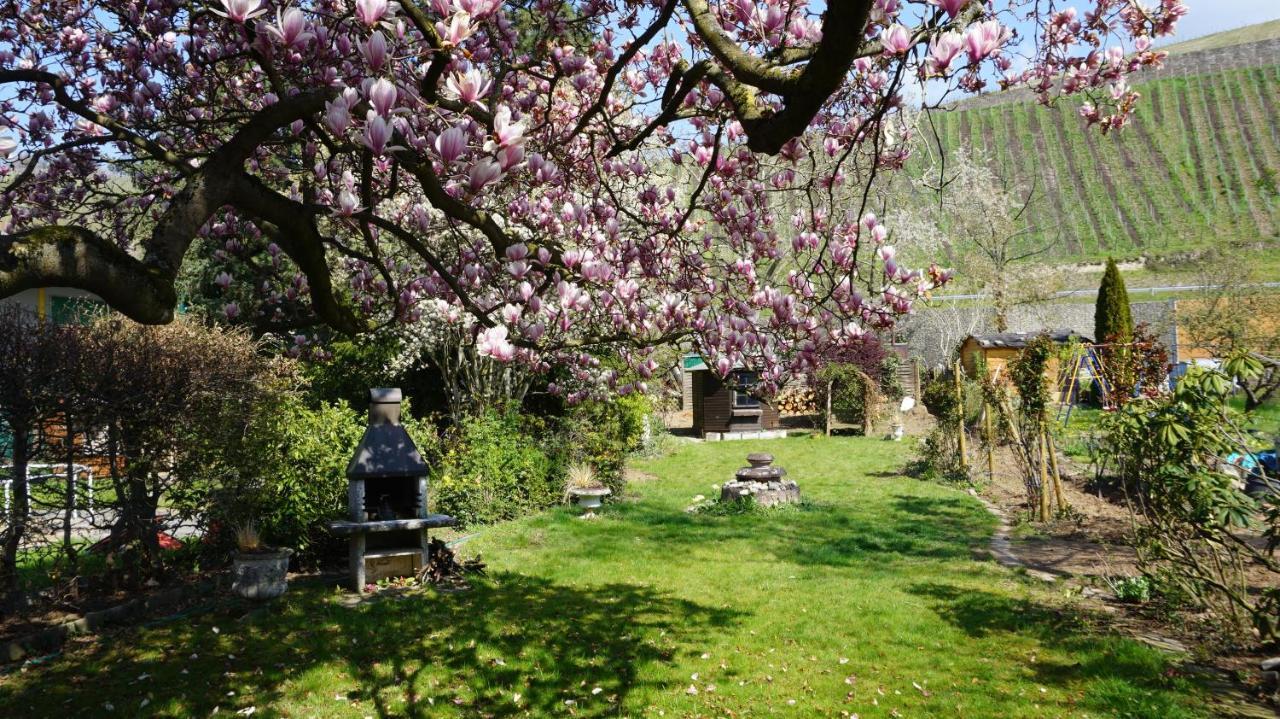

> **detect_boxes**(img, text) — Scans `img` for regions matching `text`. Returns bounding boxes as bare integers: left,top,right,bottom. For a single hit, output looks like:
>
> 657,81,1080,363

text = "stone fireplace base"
719,479,801,507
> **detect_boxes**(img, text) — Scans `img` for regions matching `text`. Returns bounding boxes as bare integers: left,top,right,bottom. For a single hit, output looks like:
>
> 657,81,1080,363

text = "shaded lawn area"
0,436,1208,717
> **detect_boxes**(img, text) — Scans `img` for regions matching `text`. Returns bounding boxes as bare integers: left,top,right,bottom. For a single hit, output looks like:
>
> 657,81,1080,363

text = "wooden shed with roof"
959,329,1090,382
684,356,781,438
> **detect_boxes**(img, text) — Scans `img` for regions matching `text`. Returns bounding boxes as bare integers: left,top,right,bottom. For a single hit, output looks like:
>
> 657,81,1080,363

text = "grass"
0,436,1210,717
1157,19,1280,56
1231,396,1280,441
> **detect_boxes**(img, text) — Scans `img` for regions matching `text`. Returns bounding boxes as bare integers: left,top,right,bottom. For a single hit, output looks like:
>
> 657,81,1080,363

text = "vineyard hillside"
918,25,1280,264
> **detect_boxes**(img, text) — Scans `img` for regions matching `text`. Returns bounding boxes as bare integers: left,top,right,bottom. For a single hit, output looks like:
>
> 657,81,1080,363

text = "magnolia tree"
0,0,1184,398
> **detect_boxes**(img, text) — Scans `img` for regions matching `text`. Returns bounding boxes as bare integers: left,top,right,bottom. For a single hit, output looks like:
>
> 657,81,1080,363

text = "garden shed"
959,330,1090,384
686,357,781,439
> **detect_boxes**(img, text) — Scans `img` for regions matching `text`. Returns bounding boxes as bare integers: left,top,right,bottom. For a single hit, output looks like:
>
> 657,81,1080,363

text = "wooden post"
955,361,968,475
984,405,996,482
825,379,833,437
862,377,874,437
1037,427,1051,522
1047,430,1067,511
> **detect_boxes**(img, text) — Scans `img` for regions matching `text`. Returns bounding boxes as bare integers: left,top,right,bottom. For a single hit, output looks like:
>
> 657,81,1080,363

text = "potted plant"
565,463,610,515
231,521,293,600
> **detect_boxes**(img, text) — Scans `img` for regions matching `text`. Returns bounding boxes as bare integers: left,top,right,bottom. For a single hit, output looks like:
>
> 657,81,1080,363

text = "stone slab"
705,430,788,441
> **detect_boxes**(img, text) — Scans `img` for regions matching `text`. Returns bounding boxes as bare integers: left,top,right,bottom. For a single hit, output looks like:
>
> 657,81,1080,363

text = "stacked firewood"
773,383,817,415
419,537,486,590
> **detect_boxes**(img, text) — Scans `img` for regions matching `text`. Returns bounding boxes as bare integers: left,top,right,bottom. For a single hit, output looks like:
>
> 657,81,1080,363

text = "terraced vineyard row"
917,64,1280,261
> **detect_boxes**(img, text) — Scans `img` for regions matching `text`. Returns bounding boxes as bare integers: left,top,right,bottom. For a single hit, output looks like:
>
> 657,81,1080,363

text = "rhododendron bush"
0,0,1183,398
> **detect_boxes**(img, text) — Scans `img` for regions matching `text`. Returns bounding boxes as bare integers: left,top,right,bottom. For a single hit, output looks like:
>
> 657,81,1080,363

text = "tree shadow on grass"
601,492,992,569
909,581,1210,718
0,572,743,718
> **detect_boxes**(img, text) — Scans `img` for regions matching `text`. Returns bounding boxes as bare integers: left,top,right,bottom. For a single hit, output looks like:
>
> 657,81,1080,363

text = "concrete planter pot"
568,487,611,511
232,548,293,600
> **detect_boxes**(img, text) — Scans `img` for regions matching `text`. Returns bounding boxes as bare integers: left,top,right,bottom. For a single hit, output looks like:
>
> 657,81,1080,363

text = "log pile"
774,383,817,415
419,537,486,590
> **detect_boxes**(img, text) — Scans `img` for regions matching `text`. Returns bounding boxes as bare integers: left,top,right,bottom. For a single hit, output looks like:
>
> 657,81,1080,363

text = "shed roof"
964,329,1091,350
683,353,750,372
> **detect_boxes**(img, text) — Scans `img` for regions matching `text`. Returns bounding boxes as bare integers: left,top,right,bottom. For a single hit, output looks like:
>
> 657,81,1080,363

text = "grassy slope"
1158,20,1280,55
921,54,1280,267
0,437,1207,717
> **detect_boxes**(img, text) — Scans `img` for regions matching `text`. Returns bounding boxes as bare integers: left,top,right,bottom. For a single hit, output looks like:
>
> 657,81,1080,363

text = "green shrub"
1107,575,1154,603
430,409,560,527
556,394,651,494
222,396,366,562
301,334,403,408
921,373,983,427
817,363,880,431
1094,257,1133,345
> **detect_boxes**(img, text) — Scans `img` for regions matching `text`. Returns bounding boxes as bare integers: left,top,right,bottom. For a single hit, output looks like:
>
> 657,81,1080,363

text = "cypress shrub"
1094,257,1133,344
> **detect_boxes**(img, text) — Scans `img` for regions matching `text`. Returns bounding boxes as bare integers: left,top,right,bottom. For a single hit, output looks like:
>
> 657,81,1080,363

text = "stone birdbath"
719,453,800,507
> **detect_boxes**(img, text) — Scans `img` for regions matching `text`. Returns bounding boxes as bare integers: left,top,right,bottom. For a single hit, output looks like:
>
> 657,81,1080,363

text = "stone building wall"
901,299,1178,372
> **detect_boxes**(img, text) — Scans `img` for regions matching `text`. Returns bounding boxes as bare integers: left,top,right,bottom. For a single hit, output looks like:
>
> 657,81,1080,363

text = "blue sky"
1158,0,1280,43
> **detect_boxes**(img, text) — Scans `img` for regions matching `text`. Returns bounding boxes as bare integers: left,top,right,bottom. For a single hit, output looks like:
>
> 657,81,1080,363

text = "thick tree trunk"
1,427,31,603
62,415,78,576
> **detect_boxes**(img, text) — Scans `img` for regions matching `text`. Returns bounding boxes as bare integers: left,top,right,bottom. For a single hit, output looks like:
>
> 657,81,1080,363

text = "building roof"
964,329,1091,350
682,354,750,372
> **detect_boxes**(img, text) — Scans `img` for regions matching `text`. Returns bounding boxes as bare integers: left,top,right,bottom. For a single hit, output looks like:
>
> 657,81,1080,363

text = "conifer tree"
1094,258,1134,344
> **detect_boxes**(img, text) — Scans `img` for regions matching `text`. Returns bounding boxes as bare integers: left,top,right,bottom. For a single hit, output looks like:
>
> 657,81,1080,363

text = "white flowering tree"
0,0,1184,397
390,298,539,417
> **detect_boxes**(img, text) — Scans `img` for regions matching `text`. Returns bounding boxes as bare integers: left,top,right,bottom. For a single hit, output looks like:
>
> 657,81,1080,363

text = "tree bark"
1,426,30,603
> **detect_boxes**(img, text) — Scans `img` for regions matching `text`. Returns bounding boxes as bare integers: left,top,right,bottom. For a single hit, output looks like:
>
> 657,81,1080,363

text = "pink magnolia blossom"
266,7,314,47
444,68,492,105
926,0,969,19
360,31,389,71
467,157,503,192
477,324,515,361
434,125,467,164
869,0,901,25
366,78,398,117
212,0,267,23
223,302,241,319
214,272,233,289
496,144,524,170
361,112,394,154
880,24,913,55
456,0,501,18
354,0,391,27
436,11,474,46
964,20,1009,64
335,189,362,216
324,100,351,134
927,31,964,73
485,107,524,152
714,356,733,377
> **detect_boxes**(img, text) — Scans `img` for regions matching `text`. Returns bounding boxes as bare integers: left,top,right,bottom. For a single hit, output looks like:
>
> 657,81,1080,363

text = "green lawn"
0,436,1208,717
